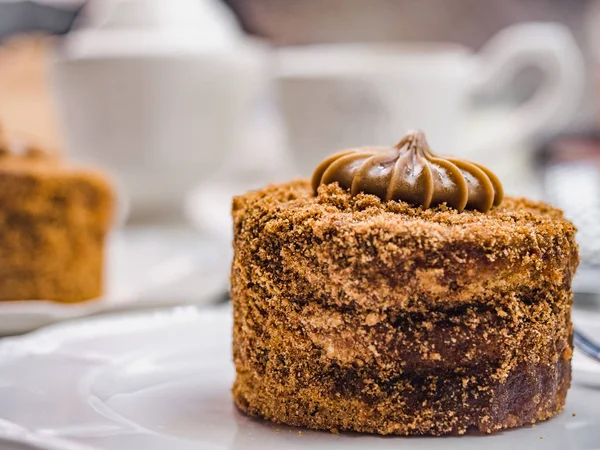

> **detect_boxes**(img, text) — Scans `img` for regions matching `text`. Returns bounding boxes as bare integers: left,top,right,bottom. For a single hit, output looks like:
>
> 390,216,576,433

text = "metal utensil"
574,328,600,363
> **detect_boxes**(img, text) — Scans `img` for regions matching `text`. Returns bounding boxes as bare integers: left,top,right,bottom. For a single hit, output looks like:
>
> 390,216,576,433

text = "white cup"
51,0,265,221
275,23,584,178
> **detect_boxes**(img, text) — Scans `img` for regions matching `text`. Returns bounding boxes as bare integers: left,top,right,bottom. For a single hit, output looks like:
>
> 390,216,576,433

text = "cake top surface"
311,130,503,213
234,180,575,247
0,153,114,191
0,127,112,187
0,126,58,166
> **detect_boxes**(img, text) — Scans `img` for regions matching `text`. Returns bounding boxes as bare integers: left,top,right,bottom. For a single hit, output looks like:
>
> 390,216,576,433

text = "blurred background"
2,0,600,331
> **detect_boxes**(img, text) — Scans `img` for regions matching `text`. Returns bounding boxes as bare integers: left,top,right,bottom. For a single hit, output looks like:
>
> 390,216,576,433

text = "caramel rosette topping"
311,130,503,213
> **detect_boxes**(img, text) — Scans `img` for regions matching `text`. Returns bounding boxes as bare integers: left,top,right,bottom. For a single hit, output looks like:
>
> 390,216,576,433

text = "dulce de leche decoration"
311,130,504,212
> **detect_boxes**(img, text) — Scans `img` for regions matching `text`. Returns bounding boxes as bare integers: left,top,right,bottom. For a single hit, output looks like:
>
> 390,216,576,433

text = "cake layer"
232,288,572,378
232,278,573,435
232,182,578,312
233,357,570,435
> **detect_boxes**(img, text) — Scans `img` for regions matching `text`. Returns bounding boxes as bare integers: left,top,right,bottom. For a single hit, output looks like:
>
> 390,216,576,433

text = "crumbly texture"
231,180,579,436
0,155,114,302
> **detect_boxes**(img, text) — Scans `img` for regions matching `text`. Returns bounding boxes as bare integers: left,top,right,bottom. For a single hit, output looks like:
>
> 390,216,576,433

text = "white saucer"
0,306,598,450
0,227,229,335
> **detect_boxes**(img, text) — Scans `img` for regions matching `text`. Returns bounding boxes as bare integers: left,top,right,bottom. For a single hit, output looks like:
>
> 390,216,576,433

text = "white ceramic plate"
0,227,229,335
0,307,598,450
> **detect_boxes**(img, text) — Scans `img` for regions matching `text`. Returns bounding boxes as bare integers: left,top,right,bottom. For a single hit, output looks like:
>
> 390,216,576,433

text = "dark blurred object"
586,1,600,128
538,132,600,165
539,133,600,267
0,0,83,40
574,328,600,363
225,0,588,48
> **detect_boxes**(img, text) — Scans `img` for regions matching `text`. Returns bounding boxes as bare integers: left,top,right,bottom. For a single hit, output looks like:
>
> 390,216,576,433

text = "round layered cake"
230,132,579,435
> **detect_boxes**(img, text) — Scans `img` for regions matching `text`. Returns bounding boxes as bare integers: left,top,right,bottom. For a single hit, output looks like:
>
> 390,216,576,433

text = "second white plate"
0,226,229,335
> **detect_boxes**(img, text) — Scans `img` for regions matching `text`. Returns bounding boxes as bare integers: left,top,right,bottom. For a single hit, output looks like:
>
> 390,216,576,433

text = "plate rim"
0,305,598,450
0,305,230,357
0,306,232,450
0,418,97,450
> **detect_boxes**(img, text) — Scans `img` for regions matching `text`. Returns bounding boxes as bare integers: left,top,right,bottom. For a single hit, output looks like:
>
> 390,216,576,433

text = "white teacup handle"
467,23,584,153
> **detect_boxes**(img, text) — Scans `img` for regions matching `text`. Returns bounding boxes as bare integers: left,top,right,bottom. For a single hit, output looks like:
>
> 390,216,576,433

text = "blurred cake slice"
0,128,114,302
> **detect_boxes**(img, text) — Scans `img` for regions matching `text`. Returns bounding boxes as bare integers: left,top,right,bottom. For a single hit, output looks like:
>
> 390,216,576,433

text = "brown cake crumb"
0,154,114,302
231,180,579,436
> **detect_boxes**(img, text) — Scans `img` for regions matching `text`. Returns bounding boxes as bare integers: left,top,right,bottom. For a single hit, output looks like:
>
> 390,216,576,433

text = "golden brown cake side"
231,181,579,435
0,157,114,302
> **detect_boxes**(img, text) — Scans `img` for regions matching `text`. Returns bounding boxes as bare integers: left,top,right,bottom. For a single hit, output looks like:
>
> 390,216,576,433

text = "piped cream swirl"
311,130,503,213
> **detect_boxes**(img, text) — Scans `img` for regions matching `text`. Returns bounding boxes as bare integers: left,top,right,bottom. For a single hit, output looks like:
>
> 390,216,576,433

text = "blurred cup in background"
275,23,584,180
51,0,265,222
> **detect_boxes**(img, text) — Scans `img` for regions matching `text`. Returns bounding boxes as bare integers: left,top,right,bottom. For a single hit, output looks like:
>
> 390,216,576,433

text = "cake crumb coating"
0,156,114,302
231,180,579,435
